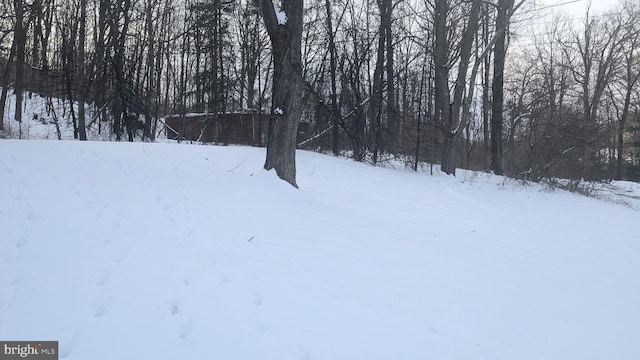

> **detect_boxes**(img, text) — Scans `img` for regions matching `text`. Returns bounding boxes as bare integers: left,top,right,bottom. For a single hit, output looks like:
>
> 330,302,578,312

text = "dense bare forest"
1,0,639,183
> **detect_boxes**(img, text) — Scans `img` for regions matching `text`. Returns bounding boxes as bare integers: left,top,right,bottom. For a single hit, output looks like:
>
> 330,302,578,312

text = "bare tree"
560,8,627,178
13,0,27,132
433,0,450,171
257,0,304,187
610,0,640,179
77,0,87,140
0,42,16,132
440,0,481,175
324,0,340,155
237,0,267,110
489,0,515,175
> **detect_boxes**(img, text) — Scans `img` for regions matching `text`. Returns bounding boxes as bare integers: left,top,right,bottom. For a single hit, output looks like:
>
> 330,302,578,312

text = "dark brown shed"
164,112,265,146
164,111,311,147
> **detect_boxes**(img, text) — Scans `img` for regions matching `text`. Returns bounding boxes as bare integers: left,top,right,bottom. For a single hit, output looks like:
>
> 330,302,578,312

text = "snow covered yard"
1,140,639,359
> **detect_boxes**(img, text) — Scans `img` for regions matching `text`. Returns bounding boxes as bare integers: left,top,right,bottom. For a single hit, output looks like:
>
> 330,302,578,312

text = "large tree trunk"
490,0,514,176
369,10,386,165
482,4,491,169
0,42,16,132
14,0,27,129
440,0,481,175
325,0,339,155
259,0,304,187
77,0,88,141
383,0,395,153
433,0,450,172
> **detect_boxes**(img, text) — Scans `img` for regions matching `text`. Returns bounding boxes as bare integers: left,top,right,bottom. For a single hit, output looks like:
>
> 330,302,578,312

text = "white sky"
539,0,618,16
511,0,619,49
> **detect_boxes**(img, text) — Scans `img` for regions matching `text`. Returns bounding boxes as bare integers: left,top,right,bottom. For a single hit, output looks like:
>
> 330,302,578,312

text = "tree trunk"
482,4,491,169
369,9,386,165
0,42,16,132
144,0,155,140
383,0,395,153
77,0,88,141
14,0,27,127
440,0,481,175
490,0,514,175
259,0,304,187
433,0,450,172
325,0,340,155
414,60,427,171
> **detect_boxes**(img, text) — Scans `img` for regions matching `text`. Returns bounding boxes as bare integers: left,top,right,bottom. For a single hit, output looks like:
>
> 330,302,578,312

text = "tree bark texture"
490,0,513,175
433,0,450,172
77,0,88,141
259,0,304,187
440,0,481,175
14,0,27,126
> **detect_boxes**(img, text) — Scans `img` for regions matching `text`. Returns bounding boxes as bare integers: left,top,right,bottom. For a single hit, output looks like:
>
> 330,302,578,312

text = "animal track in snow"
252,292,262,306
58,332,78,359
94,271,109,287
112,253,124,264
179,320,191,339
252,317,267,334
15,234,27,249
93,299,109,318
170,303,179,316
96,204,108,218
168,292,180,316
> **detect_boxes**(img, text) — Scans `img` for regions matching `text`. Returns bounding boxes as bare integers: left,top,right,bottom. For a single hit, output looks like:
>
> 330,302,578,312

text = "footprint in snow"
96,204,108,218
168,291,180,316
25,207,34,221
295,346,311,360
15,234,27,249
112,253,124,264
169,298,180,316
11,274,22,286
179,320,191,339
94,271,109,287
252,292,262,306
253,317,267,334
170,303,179,316
93,303,108,317
58,332,78,359
93,296,110,318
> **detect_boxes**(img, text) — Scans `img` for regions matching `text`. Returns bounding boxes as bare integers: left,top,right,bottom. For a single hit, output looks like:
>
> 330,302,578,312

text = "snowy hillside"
1,140,639,360
1,89,123,141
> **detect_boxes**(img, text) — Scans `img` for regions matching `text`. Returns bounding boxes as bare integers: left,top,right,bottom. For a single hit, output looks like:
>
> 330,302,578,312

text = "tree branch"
256,0,279,37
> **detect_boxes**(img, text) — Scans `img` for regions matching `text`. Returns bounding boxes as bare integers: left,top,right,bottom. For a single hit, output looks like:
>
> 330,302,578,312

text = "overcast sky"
539,0,618,15
510,0,621,49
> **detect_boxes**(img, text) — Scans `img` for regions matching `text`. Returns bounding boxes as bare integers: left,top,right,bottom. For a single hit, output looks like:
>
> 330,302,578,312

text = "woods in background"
1,0,639,182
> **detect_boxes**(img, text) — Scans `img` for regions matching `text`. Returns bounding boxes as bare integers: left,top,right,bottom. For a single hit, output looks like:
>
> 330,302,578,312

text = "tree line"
1,0,639,186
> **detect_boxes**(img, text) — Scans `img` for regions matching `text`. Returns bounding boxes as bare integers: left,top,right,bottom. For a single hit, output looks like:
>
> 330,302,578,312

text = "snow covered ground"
1,139,639,359
1,89,120,141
